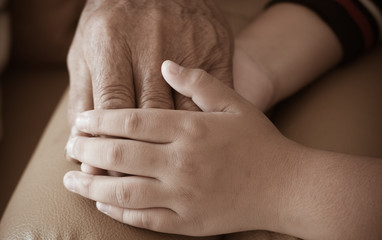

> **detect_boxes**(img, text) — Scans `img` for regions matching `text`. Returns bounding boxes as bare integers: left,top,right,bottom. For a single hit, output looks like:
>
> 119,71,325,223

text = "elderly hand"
67,0,232,122
64,61,300,236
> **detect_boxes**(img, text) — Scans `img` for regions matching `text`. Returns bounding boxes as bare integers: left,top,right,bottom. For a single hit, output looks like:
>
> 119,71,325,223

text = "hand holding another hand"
64,61,301,236
66,0,233,175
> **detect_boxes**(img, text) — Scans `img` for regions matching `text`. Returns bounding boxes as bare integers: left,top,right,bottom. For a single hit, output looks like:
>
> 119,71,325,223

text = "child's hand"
64,61,300,236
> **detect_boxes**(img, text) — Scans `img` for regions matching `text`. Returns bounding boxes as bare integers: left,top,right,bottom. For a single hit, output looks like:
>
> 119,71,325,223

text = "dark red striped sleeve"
267,0,382,62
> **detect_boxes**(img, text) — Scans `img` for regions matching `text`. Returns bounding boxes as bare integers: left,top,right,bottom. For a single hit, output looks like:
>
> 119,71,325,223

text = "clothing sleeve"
267,0,382,62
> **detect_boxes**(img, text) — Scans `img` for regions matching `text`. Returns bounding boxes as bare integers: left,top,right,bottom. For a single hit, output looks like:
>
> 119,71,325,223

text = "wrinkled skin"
67,0,233,124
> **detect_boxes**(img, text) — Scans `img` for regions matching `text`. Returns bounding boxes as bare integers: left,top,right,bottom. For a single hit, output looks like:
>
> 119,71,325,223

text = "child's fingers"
96,205,182,235
66,137,167,178
75,109,185,143
63,172,169,209
161,60,244,113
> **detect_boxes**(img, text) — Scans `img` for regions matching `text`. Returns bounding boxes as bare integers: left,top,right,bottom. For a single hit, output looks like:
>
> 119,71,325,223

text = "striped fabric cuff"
267,0,382,62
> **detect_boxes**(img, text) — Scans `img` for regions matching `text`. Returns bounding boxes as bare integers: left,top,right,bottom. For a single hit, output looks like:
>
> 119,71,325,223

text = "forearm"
234,3,342,109
280,146,382,239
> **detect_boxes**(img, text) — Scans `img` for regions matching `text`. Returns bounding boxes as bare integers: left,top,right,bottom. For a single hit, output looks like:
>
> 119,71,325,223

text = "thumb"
161,60,242,112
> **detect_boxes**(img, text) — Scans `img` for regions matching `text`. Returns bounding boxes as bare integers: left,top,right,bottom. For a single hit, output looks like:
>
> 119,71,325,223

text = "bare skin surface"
233,3,341,111
68,0,233,118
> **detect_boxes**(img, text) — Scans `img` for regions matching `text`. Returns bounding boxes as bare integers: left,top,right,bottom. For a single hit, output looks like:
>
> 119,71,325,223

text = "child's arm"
234,3,342,110
234,1,382,110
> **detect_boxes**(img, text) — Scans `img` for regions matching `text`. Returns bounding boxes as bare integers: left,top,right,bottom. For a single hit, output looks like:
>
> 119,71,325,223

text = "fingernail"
76,113,90,131
96,202,110,215
64,173,76,192
165,60,183,76
66,136,77,158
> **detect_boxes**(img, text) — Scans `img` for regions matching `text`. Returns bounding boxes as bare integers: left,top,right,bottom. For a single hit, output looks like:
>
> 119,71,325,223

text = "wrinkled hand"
64,61,299,236
67,0,233,122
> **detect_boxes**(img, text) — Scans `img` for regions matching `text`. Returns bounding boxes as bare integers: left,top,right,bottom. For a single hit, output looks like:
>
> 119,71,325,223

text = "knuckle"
183,118,209,140
97,84,135,109
201,16,231,49
86,12,113,36
123,111,140,134
126,211,166,232
189,69,211,89
214,21,232,44
140,213,154,229
139,89,173,109
137,212,165,232
174,150,199,176
80,174,93,196
192,69,206,84
171,119,209,175
92,113,104,132
106,142,124,166
114,181,131,207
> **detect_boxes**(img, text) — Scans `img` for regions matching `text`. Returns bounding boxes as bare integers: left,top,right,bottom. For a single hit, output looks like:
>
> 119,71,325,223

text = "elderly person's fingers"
66,34,97,170
67,32,93,126
84,26,136,110
78,16,136,176
133,52,174,109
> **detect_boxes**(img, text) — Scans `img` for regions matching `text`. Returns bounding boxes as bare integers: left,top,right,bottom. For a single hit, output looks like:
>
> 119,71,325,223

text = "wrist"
242,137,307,234
234,3,342,108
233,41,278,111
267,140,309,235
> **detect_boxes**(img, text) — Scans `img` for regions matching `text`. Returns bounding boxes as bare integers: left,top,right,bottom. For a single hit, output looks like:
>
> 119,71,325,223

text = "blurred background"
0,0,86,217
